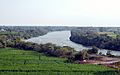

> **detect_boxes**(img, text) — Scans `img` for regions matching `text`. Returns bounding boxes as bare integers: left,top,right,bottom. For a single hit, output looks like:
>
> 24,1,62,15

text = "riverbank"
78,55,120,70
25,31,120,56
70,29,120,51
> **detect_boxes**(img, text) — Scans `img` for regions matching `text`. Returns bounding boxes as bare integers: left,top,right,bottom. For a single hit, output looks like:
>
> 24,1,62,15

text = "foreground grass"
0,48,118,75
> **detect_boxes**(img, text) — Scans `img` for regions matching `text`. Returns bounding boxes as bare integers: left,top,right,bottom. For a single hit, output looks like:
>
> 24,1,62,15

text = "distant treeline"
70,29,120,51
0,26,75,39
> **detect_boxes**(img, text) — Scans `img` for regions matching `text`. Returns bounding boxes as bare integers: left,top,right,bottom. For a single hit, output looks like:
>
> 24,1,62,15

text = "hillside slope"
0,48,118,75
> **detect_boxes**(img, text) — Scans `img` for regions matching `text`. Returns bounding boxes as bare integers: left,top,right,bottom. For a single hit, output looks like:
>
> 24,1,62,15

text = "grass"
107,34,117,39
0,48,118,75
0,32,18,35
97,32,117,39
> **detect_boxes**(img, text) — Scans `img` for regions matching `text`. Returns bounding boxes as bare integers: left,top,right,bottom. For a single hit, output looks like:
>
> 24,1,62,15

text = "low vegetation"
0,48,118,75
97,32,117,39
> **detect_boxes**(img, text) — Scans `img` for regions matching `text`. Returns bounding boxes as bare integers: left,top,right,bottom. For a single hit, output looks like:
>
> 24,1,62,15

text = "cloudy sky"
0,0,120,26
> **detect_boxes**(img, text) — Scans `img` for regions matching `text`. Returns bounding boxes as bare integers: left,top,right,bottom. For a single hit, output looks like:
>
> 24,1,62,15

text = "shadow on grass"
94,70,119,75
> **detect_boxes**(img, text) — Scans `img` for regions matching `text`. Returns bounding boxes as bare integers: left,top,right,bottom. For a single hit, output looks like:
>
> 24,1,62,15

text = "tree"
106,51,112,56
15,37,21,45
74,49,89,61
99,52,103,55
88,46,99,54
0,35,7,48
67,55,75,63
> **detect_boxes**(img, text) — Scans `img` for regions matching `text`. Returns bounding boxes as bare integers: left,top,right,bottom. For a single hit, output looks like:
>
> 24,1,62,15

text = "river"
25,31,120,56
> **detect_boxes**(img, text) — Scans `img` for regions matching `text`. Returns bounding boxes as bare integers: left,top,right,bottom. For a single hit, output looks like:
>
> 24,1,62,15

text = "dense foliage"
70,29,120,51
13,41,75,58
0,26,74,39
0,48,118,75
67,49,89,63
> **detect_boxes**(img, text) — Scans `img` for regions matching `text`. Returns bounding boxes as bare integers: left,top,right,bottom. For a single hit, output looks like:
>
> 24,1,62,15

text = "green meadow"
0,48,118,75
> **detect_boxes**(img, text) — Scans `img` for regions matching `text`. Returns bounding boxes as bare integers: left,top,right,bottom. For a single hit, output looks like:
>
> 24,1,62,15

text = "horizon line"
0,24,120,27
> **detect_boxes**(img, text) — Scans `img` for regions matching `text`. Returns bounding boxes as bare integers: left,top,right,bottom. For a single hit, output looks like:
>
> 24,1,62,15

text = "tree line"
70,29,120,51
0,34,75,58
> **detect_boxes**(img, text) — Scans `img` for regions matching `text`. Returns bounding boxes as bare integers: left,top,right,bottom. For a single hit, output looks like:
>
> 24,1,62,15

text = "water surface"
25,31,120,56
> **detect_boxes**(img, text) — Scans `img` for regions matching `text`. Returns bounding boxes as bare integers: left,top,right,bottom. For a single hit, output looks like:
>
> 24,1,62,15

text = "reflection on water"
25,31,120,56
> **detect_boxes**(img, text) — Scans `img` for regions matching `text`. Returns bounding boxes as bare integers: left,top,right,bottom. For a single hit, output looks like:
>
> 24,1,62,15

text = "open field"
97,32,117,39
0,48,119,75
0,32,18,35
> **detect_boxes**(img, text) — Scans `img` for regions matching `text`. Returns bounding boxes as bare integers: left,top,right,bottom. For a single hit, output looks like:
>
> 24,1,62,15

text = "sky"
0,0,120,27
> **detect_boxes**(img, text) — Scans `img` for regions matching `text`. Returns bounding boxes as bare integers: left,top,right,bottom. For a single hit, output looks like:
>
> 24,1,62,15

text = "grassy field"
0,32,18,35
97,32,117,39
0,48,118,75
